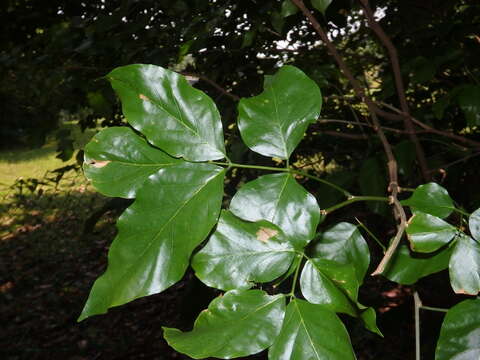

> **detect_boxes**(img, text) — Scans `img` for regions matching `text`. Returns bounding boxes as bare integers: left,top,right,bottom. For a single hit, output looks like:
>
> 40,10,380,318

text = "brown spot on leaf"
139,94,149,101
89,160,110,168
256,227,278,243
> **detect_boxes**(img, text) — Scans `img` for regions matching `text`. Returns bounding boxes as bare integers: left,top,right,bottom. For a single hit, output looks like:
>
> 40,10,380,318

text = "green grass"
0,122,96,194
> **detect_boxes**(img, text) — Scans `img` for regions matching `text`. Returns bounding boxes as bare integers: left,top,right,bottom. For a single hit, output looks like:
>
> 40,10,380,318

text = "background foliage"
1,0,479,359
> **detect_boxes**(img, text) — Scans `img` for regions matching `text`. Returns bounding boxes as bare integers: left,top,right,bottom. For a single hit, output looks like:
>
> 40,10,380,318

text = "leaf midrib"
114,167,225,296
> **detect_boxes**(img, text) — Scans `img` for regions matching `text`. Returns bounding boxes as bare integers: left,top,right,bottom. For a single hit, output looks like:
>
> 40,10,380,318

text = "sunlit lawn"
0,122,96,196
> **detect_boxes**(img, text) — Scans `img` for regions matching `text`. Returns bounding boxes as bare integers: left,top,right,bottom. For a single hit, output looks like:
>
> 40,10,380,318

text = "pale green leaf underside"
193,211,295,290
108,64,226,161
164,290,285,359
79,163,225,320
406,212,457,253
449,235,480,295
268,299,355,360
230,173,320,249
237,65,321,159
436,299,480,360
84,126,181,198
469,208,480,241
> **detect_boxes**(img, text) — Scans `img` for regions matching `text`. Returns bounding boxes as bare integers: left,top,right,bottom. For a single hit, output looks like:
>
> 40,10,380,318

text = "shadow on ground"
0,176,461,360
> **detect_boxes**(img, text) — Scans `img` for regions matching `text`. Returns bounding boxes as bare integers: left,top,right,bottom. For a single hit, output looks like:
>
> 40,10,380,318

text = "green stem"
355,217,386,252
452,207,470,217
208,161,351,197
289,256,303,300
420,305,448,313
324,196,390,214
290,169,351,197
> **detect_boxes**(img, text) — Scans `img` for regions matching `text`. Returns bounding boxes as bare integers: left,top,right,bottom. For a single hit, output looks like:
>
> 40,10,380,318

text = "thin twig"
414,292,422,360
291,0,407,275
359,0,430,181
180,72,240,101
380,102,480,148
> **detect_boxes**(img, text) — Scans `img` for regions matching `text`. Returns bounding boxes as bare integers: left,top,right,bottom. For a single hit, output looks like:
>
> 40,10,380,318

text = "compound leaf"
436,299,480,360
84,126,180,198
230,173,320,249
383,244,452,285
237,65,321,159
79,163,225,320
449,235,480,295
268,299,355,360
300,259,357,316
163,290,285,359
192,211,296,290
401,183,454,219
406,212,457,253
312,222,370,283
108,64,226,161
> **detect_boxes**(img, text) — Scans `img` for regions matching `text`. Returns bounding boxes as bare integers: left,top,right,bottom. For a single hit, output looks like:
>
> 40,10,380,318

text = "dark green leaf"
230,173,320,249
311,0,333,14
78,163,225,320
360,307,383,337
281,0,299,17
401,182,454,218
270,11,285,34
406,212,457,253
269,299,355,360
163,290,285,359
469,208,480,241
237,65,322,159
192,211,295,290
108,64,226,161
312,222,370,283
358,157,388,215
83,127,180,198
436,299,480,360
449,235,480,295
383,244,452,285
300,259,357,316
457,85,480,126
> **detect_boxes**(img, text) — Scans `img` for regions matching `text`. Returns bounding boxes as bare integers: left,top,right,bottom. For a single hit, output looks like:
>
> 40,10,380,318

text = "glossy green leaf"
383,244,452,285
192,211,296,290
230,173,320,249
358,157,388,215
312,222,370,283
269,299,355,360
458,85,480,126
79,163,225,320
311,0,333,14
83,127,180,198
469,208,480,241
107,64,226,161
237,65,321,159
300,259,357,316
401,182,454,219
406,212,457,253
449,235,480,295
436,299,480,360
163,290,285,359
360,307,383,337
